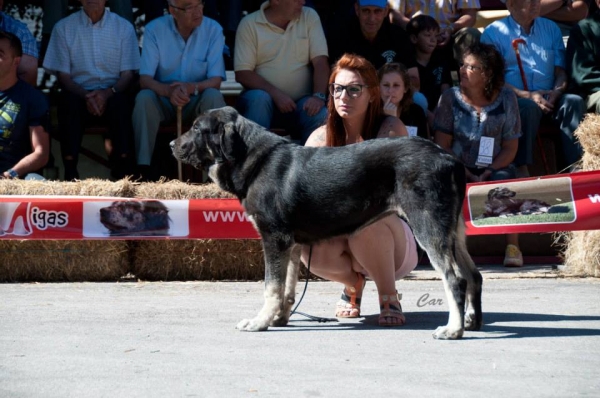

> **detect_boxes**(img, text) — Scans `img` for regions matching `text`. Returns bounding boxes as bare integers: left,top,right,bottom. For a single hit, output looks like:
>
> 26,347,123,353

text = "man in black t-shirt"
0,32,49,180
327,0,429,110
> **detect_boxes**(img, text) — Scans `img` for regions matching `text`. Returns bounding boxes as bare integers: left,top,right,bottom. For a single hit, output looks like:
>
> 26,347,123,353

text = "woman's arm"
304,125,328,147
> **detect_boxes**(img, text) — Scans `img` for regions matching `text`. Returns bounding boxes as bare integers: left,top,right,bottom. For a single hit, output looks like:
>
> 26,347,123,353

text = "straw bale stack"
0,179,135,282
560,113,600,277
0,179,267,281
0,240,129,282
131,180,264,281
131,239,265,281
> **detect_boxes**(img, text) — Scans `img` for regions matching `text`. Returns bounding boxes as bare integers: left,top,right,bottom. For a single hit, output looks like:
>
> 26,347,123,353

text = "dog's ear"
219,121,245,161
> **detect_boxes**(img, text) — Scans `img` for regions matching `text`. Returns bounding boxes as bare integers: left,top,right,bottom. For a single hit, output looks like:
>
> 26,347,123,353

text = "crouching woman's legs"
300,214,418,325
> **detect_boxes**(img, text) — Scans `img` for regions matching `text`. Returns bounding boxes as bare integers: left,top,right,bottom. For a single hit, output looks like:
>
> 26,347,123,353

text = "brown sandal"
379,292,405,326
335,272,366,318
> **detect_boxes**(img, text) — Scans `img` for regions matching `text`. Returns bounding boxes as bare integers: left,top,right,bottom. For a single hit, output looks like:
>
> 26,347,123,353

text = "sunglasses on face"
329,83,369,99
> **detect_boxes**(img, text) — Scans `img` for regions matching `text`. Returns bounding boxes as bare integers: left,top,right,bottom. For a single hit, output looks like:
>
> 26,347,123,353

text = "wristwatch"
313,92,327,101
5,169,18,179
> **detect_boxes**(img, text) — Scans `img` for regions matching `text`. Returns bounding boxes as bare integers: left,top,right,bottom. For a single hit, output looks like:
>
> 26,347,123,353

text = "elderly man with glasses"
132,0,226,181
481,0,585,176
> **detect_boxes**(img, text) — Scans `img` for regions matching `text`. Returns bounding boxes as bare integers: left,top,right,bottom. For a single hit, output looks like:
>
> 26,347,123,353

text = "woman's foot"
379,292,405,326
335,272,366,318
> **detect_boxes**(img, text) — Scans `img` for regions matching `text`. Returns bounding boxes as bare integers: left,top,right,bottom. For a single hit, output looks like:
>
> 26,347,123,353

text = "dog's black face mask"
171,107,245,171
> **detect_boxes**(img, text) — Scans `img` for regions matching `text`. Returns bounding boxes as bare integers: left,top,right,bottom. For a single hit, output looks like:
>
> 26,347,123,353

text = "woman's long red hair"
326,53,383,147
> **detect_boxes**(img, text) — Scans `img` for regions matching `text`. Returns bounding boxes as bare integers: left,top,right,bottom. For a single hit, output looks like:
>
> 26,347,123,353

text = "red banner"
0,197,259,240
1,170,599,240
463,170,600,235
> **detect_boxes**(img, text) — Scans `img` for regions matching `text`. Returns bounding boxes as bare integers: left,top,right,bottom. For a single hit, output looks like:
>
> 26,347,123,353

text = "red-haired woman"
302,53,417,327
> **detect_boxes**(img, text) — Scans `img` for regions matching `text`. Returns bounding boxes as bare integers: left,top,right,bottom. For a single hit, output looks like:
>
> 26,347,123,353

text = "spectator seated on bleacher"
327,0,428,112
378,62,429,139
0,32,50,182
566,0,600,114
132,0,226,181
43,0,140,181
0,1,38,86
481,0,585,175
433,43,524,266
234,0,329,145
540,0,591,37
406,15,454,128
388,0,482,68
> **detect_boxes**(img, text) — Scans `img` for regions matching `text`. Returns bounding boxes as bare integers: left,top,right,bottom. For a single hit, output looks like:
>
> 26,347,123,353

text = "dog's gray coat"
171,106,482,339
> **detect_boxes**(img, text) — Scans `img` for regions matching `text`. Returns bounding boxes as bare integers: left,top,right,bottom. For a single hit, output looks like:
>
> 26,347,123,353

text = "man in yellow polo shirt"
234,0,329,144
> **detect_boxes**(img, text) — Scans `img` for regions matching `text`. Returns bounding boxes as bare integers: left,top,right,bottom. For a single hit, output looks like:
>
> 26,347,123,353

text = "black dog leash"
290,245,338,323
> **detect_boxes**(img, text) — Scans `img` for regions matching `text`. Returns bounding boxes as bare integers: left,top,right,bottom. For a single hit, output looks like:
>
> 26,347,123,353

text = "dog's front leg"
236,236,292,332
271,244,301,327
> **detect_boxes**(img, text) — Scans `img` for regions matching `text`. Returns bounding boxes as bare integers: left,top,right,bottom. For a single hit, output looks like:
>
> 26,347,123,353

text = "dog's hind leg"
237,235,293,332
429,249,467,340
271,244,301,327
409,214,467,339
455,219,483,331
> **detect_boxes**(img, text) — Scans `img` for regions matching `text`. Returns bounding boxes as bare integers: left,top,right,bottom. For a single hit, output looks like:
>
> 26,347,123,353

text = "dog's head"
170,106,247,171
99,200,170,235
487,186,517,201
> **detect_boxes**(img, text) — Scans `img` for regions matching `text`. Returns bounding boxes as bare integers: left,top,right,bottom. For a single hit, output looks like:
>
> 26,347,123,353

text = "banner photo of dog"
464,170,600,235
83,200,189,238
0,197,189,239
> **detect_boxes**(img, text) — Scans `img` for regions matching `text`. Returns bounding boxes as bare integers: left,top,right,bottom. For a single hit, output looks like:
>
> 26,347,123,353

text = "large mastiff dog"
171,107,482,340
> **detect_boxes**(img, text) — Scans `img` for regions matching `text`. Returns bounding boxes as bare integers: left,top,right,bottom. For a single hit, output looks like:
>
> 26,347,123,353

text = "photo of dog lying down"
99,200,170,236
482,186,552,218
171,106,481,340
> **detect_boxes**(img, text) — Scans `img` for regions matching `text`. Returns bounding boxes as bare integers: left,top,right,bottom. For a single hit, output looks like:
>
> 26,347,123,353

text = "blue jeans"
237,89,327,144
515,94,585,168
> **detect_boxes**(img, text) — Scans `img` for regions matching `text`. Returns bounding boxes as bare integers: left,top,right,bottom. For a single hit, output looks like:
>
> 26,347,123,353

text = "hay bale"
131,239,265,281
0,179,135,282
133,182,269,281
0,240,130,282
0,178,137,197
561,113,600,277
574,113,600,171
134,180,234,199
559,231,600,277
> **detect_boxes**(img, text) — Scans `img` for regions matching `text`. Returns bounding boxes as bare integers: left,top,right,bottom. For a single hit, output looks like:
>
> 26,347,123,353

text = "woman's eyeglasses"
169,2,204,13
329,83,369,99
459,63,483,72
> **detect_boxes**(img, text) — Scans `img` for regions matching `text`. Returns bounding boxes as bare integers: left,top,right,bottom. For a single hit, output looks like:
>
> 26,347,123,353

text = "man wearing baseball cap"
328,0,427,111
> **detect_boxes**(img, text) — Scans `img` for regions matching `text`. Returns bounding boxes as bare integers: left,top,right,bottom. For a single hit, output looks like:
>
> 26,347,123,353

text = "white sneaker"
503,244,523,267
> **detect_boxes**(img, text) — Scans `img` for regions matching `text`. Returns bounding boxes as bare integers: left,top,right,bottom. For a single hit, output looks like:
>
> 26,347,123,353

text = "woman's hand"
382,97,398,117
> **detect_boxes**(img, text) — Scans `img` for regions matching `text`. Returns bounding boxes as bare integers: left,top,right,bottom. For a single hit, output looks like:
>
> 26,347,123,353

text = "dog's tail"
452,162,467,215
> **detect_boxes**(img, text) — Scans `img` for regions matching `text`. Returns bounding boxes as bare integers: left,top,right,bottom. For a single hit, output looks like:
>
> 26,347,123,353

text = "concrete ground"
1,266,599,398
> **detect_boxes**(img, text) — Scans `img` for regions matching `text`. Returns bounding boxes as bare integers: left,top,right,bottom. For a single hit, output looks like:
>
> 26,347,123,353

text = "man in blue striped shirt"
43,0,141,180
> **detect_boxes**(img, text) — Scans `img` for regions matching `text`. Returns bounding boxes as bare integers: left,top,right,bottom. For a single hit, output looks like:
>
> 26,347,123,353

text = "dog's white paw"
236,318,269,332
432,325,464,340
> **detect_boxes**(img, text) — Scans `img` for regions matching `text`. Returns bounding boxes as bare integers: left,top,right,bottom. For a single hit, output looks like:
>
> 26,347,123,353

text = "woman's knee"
300,240,345,269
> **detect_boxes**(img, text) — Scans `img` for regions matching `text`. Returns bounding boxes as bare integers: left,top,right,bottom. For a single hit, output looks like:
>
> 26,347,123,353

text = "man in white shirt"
43,0,140,180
